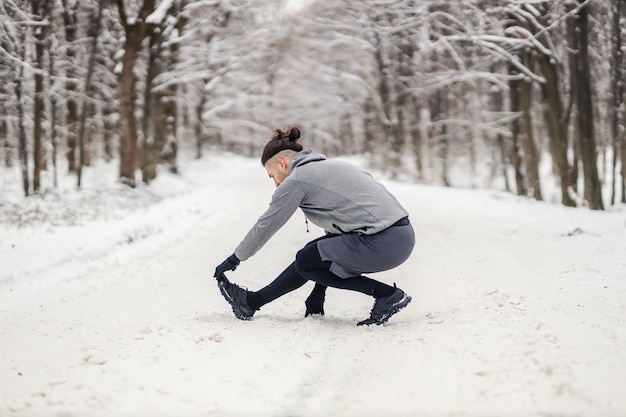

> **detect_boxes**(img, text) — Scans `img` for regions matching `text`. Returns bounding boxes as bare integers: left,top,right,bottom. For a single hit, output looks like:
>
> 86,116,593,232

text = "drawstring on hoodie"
302,210,309,233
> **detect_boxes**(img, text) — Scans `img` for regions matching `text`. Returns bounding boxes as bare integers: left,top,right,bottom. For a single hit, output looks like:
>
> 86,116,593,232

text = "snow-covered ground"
1,153,625,417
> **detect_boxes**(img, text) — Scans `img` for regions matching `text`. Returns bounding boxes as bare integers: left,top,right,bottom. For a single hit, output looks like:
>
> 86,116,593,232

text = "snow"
1,152,626,417
145,0,175,25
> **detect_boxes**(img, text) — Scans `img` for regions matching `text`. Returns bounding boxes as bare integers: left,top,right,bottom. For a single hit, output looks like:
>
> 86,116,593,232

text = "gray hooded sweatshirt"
234,149,409,261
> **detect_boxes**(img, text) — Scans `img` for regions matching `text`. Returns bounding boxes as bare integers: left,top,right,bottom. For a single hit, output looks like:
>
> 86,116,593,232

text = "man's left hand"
214,254,240,279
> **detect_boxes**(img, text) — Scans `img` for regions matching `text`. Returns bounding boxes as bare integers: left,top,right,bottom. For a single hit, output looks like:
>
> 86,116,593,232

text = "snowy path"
1,154,626,417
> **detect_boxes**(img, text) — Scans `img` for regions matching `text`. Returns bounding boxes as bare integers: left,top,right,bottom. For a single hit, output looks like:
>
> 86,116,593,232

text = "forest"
1,0,625,210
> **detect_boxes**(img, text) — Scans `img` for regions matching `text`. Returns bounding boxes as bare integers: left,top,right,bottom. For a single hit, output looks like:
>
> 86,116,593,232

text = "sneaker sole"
218,280,253,321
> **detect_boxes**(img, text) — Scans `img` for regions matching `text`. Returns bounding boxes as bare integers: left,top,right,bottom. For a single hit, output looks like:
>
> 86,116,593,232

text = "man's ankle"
372,282,395,299
246,291,263,310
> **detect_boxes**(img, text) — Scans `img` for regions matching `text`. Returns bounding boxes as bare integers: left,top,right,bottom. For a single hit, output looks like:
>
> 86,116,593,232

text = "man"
214,126,414,326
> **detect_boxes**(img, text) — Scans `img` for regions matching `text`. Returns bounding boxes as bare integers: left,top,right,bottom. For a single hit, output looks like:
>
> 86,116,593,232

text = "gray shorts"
317,222,415,278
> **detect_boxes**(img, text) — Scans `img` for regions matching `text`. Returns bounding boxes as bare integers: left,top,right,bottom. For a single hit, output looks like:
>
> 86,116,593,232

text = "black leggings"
251,237,383,309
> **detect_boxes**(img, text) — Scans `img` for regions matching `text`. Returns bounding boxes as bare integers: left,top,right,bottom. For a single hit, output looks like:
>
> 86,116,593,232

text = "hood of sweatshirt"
288,148,326,173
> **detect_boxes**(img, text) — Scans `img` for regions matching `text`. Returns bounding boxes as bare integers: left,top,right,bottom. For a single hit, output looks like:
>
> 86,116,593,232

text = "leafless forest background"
1,0,625,210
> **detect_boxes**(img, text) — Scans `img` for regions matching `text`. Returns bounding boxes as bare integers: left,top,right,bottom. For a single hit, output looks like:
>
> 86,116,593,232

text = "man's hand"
305,284,327,317
214,254,240,279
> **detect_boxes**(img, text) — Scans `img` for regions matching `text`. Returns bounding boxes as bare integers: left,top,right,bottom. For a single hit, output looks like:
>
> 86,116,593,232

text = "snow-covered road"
1,154,625,416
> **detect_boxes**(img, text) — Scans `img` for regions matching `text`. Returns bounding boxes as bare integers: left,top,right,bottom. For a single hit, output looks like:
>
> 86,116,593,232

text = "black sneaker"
357,284,411,326
217,274,256,320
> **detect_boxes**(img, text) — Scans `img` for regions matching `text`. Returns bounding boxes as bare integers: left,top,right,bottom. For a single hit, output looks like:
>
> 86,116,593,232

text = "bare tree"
48,10,59,188
77,1,105,188
31,0,53,193
520,50,542,200
509,69,527,197
141,0,189,183
610,0,625,204
507,2,576,207
1,1,30,195
115,0,157,187
566,0,603,209
61,0,79,173
0,13,13,169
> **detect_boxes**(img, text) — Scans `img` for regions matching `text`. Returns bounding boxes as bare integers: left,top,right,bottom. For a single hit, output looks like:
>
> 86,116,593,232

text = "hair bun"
288,127,301,142
261,125,304,165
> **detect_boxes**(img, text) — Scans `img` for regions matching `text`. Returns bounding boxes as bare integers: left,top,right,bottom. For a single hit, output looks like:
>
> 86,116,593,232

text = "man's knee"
295,242,327,276
294,244,313,275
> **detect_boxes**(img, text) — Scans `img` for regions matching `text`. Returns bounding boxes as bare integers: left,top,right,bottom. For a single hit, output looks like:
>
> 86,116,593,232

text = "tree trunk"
141,20,181,181
492,81,510,192
362,98,376,156
118,31,141,187
466,86,478,185
194,88,207,159
509,72,526,196
77,1,104,188
431,89,450,187
32,0,51,193
622,119,626,203
569,1,603,209
520,50,542,201
379,80,396,164
411,98,423,180
372,29,401,172
17,76,28,196
162,99,178,174
162,1,186,174
537,53,576,207
610,0,623,205
15,29,29,196
141,30,165,184
1,120,9,168
497,134,511,192
390,106,405,178
439,126,450,187
116,0,157,187
49,32,58,188
0,57,10,167
103,102,115,162
62,0,79,173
